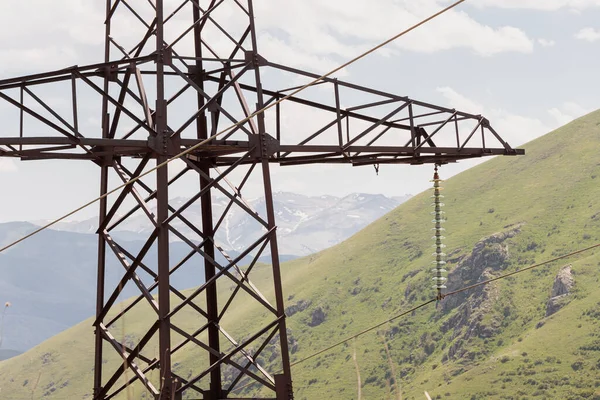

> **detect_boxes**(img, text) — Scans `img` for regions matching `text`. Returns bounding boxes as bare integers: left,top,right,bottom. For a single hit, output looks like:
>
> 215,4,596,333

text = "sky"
0,0,599,222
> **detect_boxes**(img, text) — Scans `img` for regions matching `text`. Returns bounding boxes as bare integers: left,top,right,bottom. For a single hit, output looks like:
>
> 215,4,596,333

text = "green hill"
2,110,600,399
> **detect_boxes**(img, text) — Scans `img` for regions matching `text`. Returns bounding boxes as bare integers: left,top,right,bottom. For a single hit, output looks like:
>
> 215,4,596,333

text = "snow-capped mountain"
37,192,412,256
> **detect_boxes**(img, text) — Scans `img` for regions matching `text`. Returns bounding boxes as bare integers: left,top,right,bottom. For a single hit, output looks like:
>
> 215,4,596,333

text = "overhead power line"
291,300,437,368
227,241,600,396
259,242,600,381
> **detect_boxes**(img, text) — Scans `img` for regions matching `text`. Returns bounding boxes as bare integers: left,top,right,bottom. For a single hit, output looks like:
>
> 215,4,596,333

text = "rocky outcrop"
550,265,574,297
545,265,574,317
289,336,299,354
442,225,520,312
440,225,521,361
285,299,311,317
308,307,327,327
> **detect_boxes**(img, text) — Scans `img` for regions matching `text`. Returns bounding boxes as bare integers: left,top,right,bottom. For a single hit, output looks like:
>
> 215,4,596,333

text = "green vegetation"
3,110,600,399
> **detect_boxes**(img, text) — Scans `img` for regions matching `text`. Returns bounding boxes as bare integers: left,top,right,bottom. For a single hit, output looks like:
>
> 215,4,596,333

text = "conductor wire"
228,241,600,396
291,242,600,369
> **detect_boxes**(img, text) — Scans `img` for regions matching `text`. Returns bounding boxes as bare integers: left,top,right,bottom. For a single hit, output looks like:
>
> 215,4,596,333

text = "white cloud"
547,102,591,125
538,38,556,47
562,102,591,116
258,33,350,77
436,87,484,114
168,158,187,180
493,113,551,146
254,0,534,66
0,1,103,75
0,0,535,78
475,0,600,10
0,158,17,173
0,0,575,207
436,86,551,146
575,27,600,42
437,88,594,147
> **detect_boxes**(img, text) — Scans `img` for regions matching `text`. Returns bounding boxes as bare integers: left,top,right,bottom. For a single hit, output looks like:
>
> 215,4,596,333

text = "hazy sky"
0,0,598,221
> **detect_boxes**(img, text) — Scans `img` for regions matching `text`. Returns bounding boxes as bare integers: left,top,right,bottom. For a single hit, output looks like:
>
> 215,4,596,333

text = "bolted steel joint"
244,50,268,68
249,133,280,159
156,46,173,66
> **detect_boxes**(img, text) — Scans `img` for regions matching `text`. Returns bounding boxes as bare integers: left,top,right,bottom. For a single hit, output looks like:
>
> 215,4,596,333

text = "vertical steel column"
156,150,172,400
192,3,223,398
155,1,173,399
93,1,112,398
259,138,293,399
94,141,109,398
258,122,293,399
248,1,293,398
200,169,221,399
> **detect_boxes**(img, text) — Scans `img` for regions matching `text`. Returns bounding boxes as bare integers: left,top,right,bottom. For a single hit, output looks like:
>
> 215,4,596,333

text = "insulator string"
431,165,447,300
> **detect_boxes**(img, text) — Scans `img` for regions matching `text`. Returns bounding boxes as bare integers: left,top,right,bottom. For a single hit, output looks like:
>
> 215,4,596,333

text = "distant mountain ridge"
0,192,409,355
34,192,411,256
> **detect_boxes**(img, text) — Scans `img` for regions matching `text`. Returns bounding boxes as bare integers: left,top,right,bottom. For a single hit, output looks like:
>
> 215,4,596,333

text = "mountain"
0,223,265,354
0,193,406,356
39,192,411,256
0,222,104,353
2,111,600,399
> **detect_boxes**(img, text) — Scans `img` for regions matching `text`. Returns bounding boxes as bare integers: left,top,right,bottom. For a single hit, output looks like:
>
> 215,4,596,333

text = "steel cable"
0,0,465,254
441,242,600,299
292,243,600,368
229,241,600,394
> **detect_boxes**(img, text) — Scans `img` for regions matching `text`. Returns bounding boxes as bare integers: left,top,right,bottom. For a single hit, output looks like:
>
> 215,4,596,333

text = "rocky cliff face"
439,225,522,361
545,265,574,317
442,225,521,312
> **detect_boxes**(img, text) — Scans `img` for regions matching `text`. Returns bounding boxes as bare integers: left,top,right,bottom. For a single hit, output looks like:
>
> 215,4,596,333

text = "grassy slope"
2,111,600,399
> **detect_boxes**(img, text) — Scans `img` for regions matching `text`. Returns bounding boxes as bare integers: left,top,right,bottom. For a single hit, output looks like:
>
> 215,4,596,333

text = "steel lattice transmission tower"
0,1,523,399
